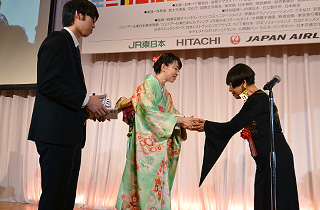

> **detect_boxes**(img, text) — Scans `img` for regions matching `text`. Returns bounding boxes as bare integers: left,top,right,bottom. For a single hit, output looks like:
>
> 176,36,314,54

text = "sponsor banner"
228,30,320,47
83,0,320,54
83,30,320,54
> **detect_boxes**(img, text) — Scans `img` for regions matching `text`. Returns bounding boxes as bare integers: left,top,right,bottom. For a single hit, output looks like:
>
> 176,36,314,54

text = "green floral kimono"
116,75,187,210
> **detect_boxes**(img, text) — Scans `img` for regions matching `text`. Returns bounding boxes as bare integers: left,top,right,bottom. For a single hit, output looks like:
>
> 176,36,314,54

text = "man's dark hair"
62,0,99,27
153,53,182,74
226,63,255,88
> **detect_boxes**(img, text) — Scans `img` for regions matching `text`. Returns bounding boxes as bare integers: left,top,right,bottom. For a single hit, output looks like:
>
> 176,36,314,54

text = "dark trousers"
36,141,82,210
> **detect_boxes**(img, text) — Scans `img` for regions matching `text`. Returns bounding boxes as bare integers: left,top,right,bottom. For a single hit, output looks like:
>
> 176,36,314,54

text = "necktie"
76,46,86,84
76,46,82,66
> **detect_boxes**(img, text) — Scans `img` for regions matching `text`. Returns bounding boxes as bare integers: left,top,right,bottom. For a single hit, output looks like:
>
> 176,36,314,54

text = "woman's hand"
176,116,194,130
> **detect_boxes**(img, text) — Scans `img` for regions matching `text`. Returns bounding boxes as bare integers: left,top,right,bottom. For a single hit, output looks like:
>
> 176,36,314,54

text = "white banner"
82,0,320,54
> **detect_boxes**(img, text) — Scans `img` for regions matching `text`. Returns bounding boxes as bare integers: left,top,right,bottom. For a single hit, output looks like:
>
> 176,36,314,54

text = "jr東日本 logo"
230,35,240,45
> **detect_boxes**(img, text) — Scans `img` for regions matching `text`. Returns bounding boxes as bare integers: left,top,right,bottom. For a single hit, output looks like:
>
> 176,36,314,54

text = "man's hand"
86,94,110,121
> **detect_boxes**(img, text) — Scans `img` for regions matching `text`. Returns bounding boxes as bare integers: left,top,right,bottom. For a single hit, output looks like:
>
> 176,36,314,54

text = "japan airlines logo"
230,35,240,45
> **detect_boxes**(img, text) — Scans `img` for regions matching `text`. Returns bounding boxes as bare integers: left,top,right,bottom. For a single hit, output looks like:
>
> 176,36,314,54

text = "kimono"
200,90,299,210
116,75,186,210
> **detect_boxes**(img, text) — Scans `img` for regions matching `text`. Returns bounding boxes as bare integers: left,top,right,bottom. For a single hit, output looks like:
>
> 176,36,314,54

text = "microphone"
263,75,281,90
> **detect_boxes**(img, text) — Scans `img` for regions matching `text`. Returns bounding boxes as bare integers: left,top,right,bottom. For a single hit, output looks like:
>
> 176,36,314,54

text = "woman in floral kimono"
193,63,299,210
116,53,194,210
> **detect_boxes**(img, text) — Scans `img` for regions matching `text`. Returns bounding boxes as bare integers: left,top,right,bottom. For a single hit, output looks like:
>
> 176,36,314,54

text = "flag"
105,0,119,7
91,0,105,7
92,0,180,7
136,0,177,4
136,0,149,4
120,0,133,5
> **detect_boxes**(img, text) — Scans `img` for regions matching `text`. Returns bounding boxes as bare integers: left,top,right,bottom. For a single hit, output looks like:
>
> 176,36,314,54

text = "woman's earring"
239,85,248,101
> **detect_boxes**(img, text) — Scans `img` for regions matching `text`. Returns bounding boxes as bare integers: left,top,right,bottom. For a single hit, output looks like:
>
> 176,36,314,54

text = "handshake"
176,116,205,132
86,93,118,122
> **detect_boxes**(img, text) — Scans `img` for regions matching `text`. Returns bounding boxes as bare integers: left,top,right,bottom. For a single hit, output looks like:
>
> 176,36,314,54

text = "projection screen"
0,0,53,89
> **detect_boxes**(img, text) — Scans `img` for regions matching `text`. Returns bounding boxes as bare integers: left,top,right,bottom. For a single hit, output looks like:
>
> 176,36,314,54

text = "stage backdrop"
82,0,320,53
0,44,320,210
0,0,320,209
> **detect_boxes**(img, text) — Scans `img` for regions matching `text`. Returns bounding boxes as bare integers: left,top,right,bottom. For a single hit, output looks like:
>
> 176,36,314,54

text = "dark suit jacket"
28,29,88,147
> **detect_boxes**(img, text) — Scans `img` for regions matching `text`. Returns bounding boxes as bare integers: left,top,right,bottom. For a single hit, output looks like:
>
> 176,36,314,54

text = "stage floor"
0,201,96,210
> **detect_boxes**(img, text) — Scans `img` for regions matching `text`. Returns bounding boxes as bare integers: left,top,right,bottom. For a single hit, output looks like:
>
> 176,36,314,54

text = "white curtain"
0,44,319,210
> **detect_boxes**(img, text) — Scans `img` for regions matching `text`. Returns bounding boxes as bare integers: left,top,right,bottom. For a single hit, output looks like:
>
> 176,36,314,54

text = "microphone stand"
268,89,277,210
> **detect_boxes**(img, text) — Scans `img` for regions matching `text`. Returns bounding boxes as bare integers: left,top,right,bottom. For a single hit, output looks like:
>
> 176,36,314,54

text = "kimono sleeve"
132,80,178,141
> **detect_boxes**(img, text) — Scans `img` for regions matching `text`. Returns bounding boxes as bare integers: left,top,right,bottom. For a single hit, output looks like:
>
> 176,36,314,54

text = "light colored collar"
146,74,165,91
63,27,79,48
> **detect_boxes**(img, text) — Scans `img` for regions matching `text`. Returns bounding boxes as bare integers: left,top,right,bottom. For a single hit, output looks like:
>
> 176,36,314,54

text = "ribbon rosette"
153,54,162,63
240,128,258,157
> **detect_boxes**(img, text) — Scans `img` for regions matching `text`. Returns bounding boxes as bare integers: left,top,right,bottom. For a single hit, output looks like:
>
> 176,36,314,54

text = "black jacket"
28,29,87,147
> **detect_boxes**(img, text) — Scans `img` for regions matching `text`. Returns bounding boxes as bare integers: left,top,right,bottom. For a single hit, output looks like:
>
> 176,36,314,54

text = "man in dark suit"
28,1,109,209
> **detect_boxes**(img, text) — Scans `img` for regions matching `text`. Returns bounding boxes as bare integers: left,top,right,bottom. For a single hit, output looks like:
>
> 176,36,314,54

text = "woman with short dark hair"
194,63,299,210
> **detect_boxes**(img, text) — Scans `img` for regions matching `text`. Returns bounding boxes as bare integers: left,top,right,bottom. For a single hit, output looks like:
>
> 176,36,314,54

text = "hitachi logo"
177,37,221,46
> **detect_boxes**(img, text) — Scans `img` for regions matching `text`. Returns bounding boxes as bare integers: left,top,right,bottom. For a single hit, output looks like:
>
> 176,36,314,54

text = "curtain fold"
1,44,320,209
